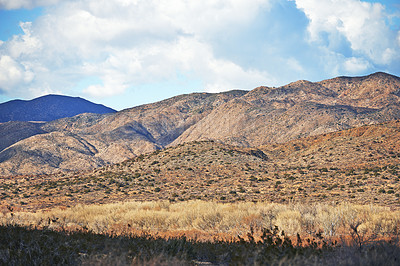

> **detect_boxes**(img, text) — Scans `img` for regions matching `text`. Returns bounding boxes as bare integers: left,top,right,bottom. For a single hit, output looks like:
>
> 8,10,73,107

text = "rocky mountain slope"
173,72,400,146
1,72,399,176
0,94,116,123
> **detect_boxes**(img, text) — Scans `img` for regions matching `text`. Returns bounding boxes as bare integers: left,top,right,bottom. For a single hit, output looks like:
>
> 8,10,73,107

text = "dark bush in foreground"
0,225,399,265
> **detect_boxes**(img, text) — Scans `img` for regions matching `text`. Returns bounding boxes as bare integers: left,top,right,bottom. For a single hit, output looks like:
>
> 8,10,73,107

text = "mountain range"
0,94,116,123
0,72,399,176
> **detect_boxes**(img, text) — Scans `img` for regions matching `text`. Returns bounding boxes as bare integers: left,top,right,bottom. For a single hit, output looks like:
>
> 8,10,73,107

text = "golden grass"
1,200,399,240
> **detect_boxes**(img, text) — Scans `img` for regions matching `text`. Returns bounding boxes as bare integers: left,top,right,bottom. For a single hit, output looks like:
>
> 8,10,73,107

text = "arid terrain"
1,119,400,213
1,72,400,265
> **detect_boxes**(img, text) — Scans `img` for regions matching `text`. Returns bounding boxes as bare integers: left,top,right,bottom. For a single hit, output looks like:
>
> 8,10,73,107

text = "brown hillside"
173,72,400,146
1,121,399,211
260,120,400,169
319,72,400,108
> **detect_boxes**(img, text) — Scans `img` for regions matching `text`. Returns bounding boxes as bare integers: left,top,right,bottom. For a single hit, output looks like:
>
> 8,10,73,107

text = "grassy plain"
2,200,399,238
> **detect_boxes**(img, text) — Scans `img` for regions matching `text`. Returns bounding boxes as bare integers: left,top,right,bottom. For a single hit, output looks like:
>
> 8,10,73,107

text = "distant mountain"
0,94,116,123
1,72,400,176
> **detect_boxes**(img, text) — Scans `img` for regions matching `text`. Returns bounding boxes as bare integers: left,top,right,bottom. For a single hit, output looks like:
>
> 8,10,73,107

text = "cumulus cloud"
164,37,274,92
0,0,276,99
343,57,371,73
156,0,272,38
0,55,34,91
295,0,400,66
6,22,42,58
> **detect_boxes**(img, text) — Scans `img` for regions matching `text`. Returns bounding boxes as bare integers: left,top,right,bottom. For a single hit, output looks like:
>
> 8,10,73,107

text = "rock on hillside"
0,94,116,123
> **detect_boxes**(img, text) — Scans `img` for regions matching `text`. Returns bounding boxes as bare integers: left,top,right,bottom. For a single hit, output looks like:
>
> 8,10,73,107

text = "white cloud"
295,0,400,65
0,0,61,10
6,22,42,58
157,0,272,38
0,0,274,99
199,53,274,93
0,55,34,91
343,57,371,73
164,37,275,92
80,36,274,96
84,82,127,98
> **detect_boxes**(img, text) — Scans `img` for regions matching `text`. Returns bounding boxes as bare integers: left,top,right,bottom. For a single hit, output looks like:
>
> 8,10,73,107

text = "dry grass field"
1,200,400,265
2,200,399,239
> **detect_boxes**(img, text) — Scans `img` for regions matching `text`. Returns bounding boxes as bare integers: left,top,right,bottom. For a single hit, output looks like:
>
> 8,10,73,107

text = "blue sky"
0,0,399,110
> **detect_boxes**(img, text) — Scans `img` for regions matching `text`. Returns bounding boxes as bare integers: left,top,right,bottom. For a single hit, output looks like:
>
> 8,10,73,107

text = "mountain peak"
0,94,116,123
368,72,399,79
331,71,398,81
